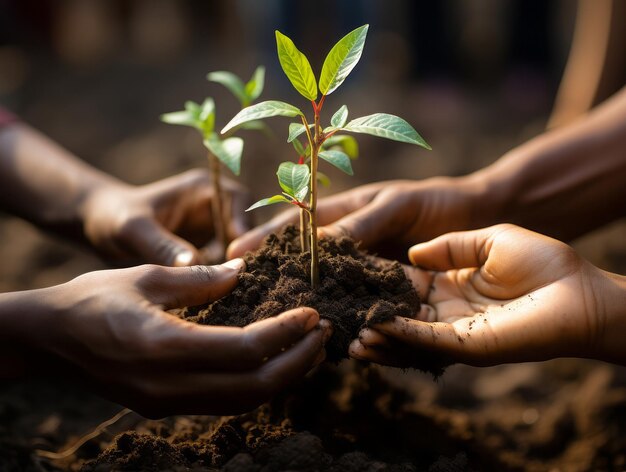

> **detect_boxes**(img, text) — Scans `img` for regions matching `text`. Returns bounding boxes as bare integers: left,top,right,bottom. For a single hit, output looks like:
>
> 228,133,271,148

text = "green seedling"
222,25,431,288
160,66,266,256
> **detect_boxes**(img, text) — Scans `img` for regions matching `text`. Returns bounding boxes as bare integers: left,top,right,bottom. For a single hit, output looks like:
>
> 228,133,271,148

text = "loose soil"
185,225,423,365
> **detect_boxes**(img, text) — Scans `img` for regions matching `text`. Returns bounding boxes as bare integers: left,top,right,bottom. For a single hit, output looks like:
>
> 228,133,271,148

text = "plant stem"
308,107,321,289
299,208,310,252
209,151,228,257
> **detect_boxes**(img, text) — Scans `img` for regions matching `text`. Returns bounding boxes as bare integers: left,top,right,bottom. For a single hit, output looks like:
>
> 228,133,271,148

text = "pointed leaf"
204,135,244,176
295,185,309,202
277,161,310,197
317,171,331,187
287,122,314,143
207,71,248,105
344,113,431,148
160,110,198,127
319,25,369,95
239,120,267,131
198,98,215,136
222,100,302,134
275,30,318,101
323,134,359,158
318,150,353,175
292,138,305,156
245,66,265,103
247,195,291,212
331,105,348,128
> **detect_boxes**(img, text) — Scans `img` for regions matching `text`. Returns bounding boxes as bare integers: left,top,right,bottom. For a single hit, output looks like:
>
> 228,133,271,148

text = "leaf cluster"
160,66,266,175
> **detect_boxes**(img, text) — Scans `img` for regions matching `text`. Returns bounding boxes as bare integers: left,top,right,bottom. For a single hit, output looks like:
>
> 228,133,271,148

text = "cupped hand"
349,224,614,367
82,168,252,266
227,176,486,260
36,259,330,417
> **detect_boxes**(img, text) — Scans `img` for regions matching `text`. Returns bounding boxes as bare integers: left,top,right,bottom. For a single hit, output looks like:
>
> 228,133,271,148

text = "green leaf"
317,171,331,187
245,66,265,103
239,120,267,131
295,186,309,202
161,99,215,136
292,138,305,156
344,113,431,148
287,122,314,143
198,98,216,135
160,110,197,127
221,100,303,134
331,105,348,128
323,135,359,158
277,161,310,197
204,134,244,175
275,30,318,101
318,150,353,175
207,71,248,106
319,24,369,96
247,195,291,212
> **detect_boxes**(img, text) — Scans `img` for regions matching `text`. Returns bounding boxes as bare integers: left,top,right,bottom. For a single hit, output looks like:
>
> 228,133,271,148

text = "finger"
408,226,500,270
226,207,300,258
118,217,201,267
348,339,411,368
318,191,399,247
122,324,329,417
357,328,393,348
137,258,245,308
140,306,324,372
402,264,434,300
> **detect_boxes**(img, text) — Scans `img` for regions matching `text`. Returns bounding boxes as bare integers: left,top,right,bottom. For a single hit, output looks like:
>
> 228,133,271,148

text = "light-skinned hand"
349,224,626,367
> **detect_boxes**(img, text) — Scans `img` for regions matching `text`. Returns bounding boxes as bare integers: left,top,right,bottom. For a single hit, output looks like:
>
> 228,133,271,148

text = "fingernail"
221,258,246,273
303,309,319,331
174,251,194,267
319,320,333,343
348,339,366,359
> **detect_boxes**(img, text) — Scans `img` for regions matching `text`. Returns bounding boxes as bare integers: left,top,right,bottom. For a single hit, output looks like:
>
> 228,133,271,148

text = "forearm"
0,122,125,229
473,87,626,241
0,287,59,379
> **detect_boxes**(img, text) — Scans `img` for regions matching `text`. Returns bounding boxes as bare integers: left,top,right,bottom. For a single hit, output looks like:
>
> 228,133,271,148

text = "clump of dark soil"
184,225,421,363
83,364,485,471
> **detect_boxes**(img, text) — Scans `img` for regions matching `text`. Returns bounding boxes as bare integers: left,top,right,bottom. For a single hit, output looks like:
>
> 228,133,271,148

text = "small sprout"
226,25,430,287
160,67,266,258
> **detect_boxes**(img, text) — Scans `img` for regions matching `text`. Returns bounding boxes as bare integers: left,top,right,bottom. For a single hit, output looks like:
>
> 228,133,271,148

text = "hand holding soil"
0,259,330,418
351,224,626,367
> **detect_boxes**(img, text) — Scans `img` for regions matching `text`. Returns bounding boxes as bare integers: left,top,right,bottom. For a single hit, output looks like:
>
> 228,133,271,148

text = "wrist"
591,268,626,364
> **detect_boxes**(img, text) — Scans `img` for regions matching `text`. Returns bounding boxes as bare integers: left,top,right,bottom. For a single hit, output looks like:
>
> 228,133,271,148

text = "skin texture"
0,123,251,267
228,86,626,259
0,121,331,416
0,259,331,418
349,224,626,367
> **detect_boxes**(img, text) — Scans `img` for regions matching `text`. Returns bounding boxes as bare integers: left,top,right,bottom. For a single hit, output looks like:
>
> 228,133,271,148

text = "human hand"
82,168,252,266
227,176,489,260
9,260,329,417
349,224,626,367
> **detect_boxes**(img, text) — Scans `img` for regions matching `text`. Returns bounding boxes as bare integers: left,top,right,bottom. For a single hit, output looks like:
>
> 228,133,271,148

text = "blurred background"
0,0,624,287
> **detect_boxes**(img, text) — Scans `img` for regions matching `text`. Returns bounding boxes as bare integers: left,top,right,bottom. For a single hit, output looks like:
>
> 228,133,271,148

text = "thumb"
318,192,399,248
408,226,500,270
120,217,200,267
139,258,245,308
